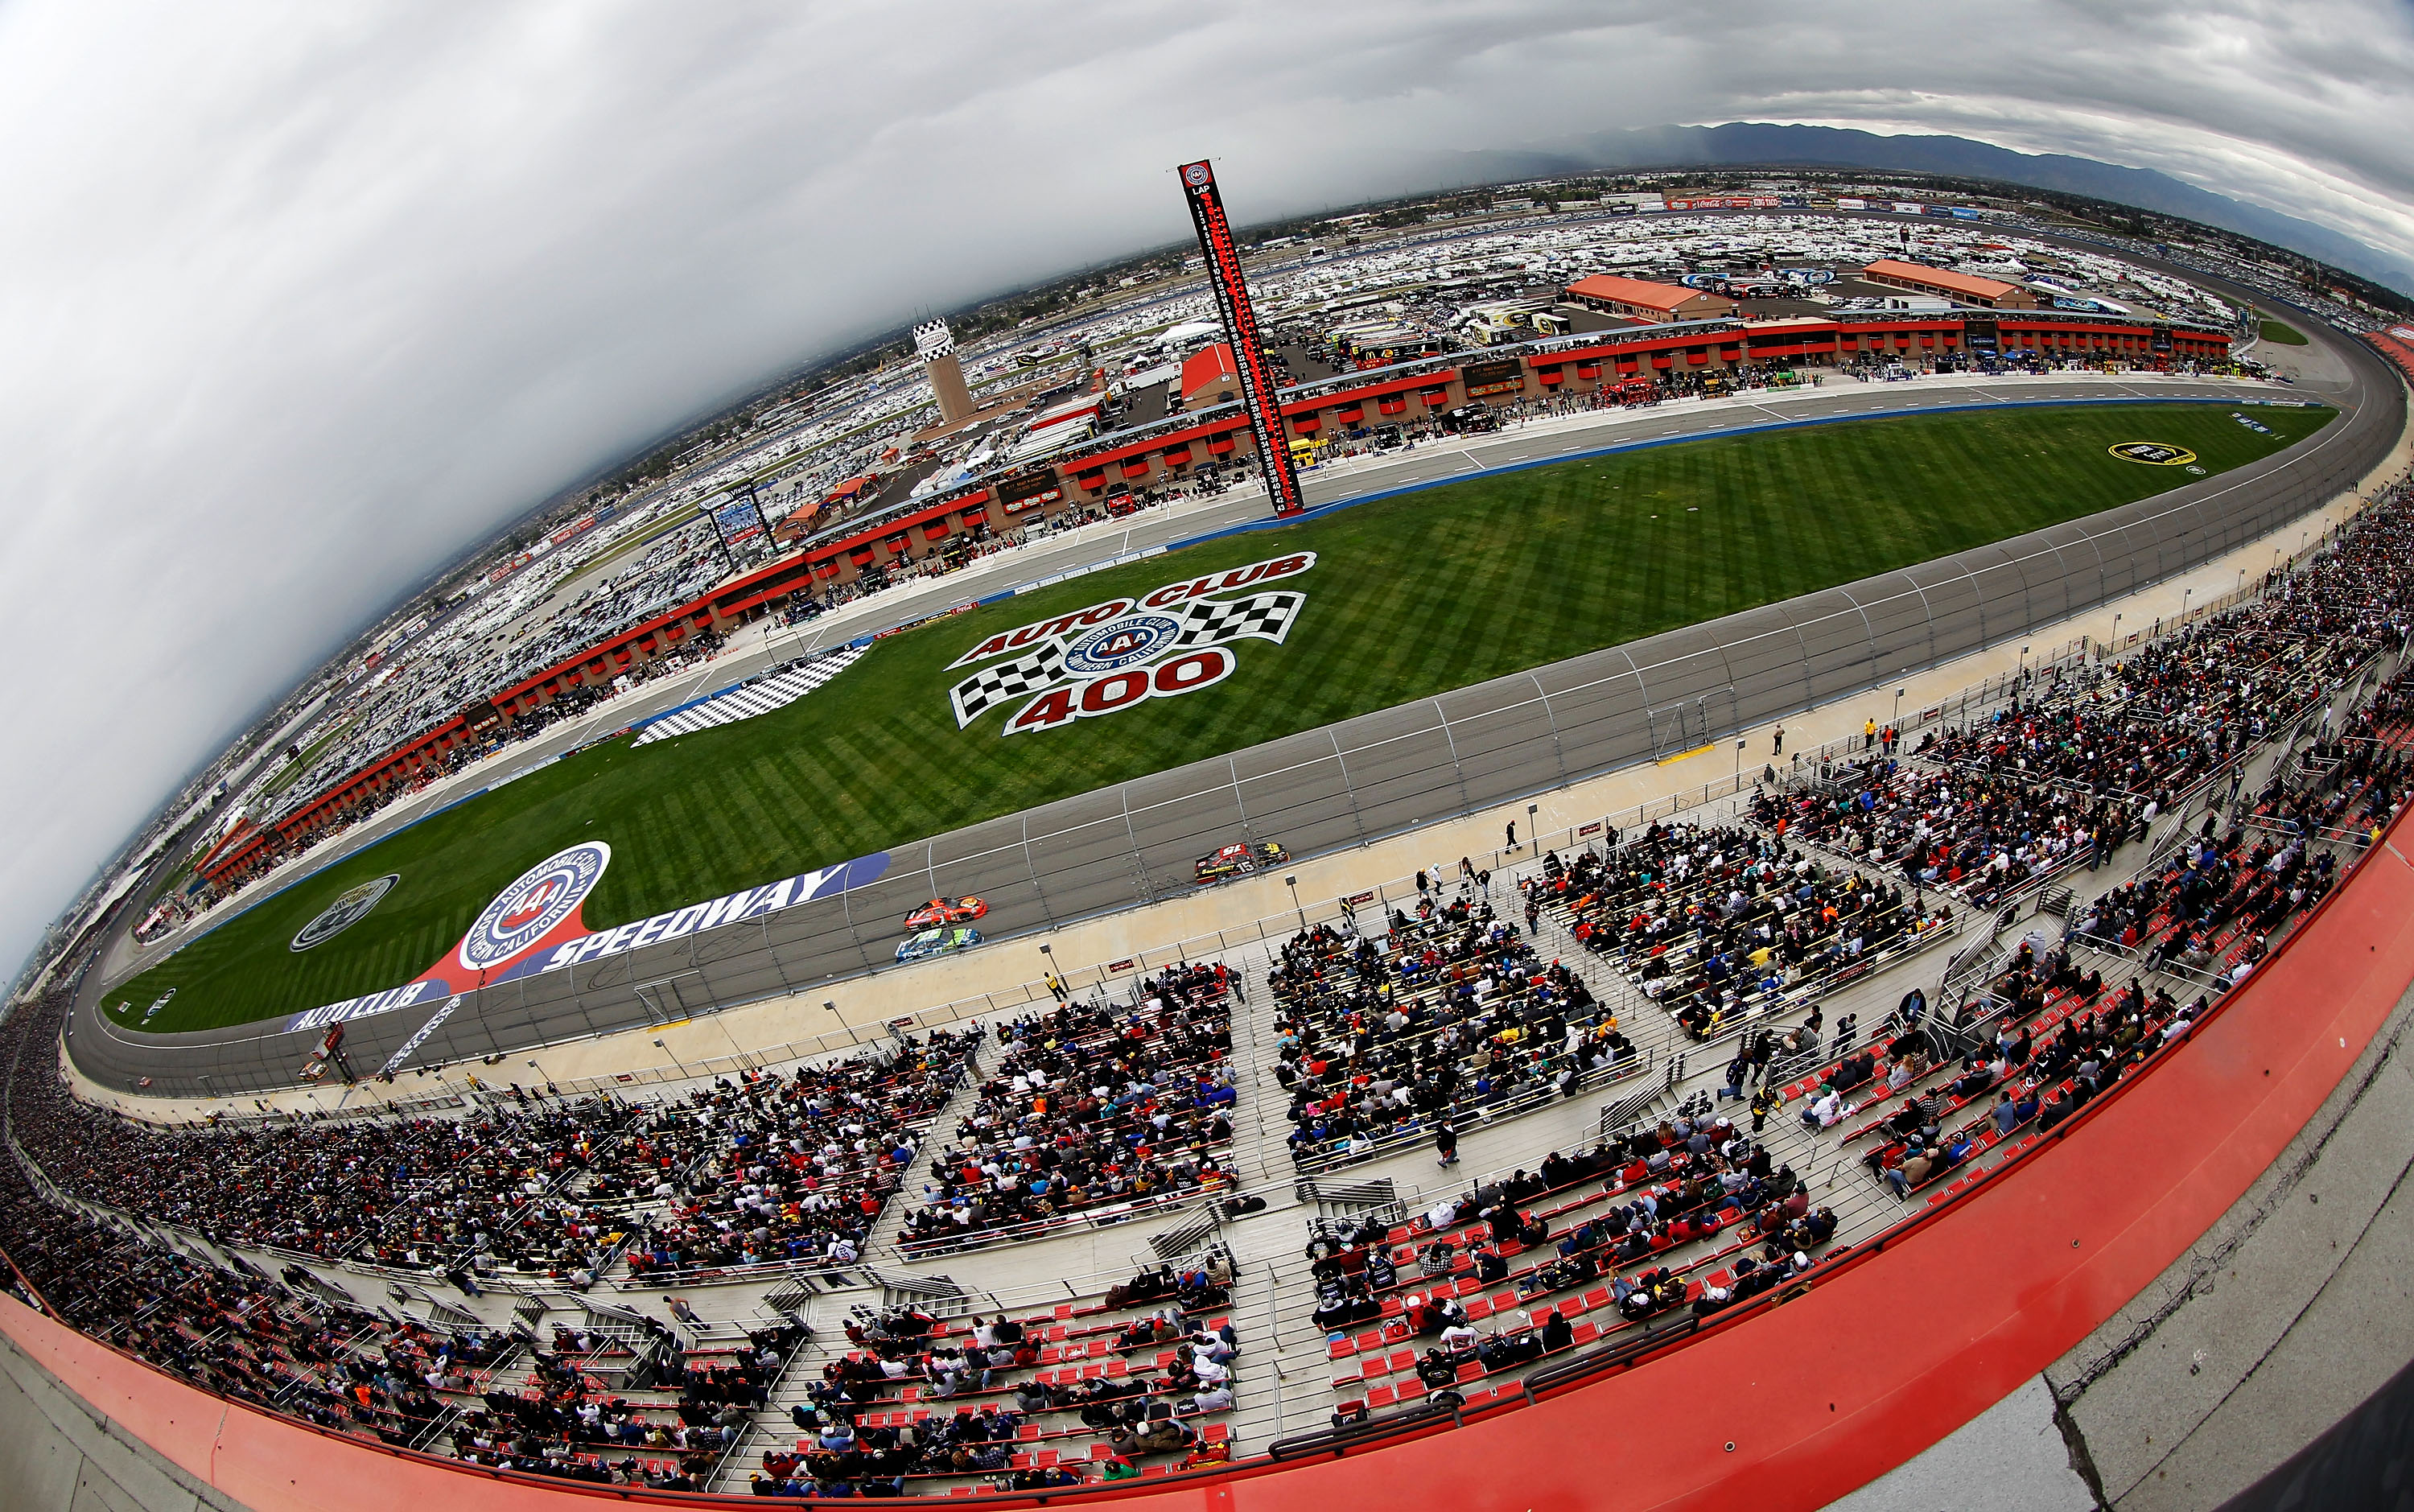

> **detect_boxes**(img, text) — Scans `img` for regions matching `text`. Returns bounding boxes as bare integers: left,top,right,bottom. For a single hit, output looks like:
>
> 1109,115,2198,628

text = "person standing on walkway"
1864,718,1877,751
1415,869,1430,898
1046,971,1069,1003
1772,724,1784,756
1749,1084,1781,1135
1506,820,1519,851
1436,1123,1459,1169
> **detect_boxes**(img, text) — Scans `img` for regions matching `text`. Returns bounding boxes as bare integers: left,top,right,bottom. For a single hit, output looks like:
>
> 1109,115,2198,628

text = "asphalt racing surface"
69,304,2403,1098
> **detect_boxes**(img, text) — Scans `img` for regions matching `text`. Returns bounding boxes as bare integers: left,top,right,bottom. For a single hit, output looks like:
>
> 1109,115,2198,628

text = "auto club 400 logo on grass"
458,842,612,974
947,552,1314,735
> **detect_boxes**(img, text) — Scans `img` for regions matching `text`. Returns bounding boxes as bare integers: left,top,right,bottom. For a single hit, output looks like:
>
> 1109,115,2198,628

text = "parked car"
896,925,982,963
904,896,988,929
1194,840,1290,884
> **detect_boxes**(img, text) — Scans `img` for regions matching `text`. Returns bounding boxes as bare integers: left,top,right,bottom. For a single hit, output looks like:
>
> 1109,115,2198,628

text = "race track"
68,282,2405,1099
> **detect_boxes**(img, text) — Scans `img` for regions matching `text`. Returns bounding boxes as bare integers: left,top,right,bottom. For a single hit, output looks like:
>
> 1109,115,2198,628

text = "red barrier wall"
13,813,2414,1512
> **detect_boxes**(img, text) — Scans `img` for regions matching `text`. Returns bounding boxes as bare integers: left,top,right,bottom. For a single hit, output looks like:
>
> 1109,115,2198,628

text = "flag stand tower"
1176,159,1305,517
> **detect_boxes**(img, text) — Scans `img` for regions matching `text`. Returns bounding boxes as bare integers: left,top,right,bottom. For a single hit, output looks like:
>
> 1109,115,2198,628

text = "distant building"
1180,343,1241,409
1860,259,2039,310
914,320,974,425
1563,274,1736,322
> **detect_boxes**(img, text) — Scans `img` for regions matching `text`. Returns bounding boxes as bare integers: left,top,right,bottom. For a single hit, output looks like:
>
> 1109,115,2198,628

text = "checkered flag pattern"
950,642,1068,727
1173,591,1305,649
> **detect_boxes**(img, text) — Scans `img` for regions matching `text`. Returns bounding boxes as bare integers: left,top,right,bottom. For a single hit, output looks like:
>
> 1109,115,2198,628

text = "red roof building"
1564,275,1736,321
1180,343,1241,409
1860,259,2039,309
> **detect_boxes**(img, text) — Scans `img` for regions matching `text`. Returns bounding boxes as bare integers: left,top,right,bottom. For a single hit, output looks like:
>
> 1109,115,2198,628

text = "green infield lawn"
2260,318,2309,346
119,400,2333,1032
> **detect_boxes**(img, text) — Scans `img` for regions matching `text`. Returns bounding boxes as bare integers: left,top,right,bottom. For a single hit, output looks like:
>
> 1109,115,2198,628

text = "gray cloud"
2,0,2408,973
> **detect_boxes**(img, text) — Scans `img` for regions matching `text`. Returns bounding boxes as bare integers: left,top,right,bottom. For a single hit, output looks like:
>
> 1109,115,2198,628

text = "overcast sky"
4,0,2410,976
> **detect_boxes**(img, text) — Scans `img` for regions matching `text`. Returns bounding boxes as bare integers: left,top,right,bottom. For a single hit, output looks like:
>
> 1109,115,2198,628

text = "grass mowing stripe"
120,402,2334,1032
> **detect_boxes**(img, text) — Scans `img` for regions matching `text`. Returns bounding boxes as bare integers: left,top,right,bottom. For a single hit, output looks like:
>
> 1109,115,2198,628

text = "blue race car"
896,925,982,964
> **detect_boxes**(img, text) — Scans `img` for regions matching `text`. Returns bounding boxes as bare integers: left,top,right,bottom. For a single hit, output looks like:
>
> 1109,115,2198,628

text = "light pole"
653,1037,689,1081
826,1000,859,1046
1733,739,1745,788
1286,875,1306,932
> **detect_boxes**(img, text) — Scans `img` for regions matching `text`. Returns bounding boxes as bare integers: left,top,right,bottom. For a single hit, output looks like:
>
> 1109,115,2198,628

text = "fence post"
834,878,875,971
1330,731,1370,847
1020,815,1058,928
1432,699,1470,810
1530,674,1568,781
1118,788,1156,906
1221,755,1260,848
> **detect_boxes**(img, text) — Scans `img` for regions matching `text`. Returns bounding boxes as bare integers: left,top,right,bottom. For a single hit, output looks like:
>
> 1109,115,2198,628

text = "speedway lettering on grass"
947,552,1314,735
278,846,889,1033
531,858,879,974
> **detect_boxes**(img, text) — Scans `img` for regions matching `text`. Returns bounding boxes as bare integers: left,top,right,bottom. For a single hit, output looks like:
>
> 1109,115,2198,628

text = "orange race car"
904,896,989,929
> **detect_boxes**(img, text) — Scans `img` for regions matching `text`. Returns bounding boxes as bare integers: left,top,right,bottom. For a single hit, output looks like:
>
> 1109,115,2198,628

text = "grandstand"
10,465,2414,1499
14,172,2414,1511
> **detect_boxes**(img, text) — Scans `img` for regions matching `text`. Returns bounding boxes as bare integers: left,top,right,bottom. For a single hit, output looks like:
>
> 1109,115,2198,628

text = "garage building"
1563,274,1737,322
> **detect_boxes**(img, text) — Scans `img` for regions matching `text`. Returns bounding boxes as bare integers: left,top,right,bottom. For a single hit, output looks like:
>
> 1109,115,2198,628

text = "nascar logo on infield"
290,874,399,953
2107,441,2198,466
459,842,611,974
946,553,1314,735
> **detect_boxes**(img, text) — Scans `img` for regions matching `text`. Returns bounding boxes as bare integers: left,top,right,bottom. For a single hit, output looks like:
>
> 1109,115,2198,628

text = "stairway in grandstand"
629,645,867,747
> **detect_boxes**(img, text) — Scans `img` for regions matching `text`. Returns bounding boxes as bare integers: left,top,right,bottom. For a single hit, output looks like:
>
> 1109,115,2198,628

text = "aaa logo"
459,843,611,974
947,553,1313,735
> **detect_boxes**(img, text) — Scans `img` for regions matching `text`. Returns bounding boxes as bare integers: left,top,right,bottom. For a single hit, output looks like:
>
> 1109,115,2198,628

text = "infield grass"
119,400,2334,1032
2259,318,2310,347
